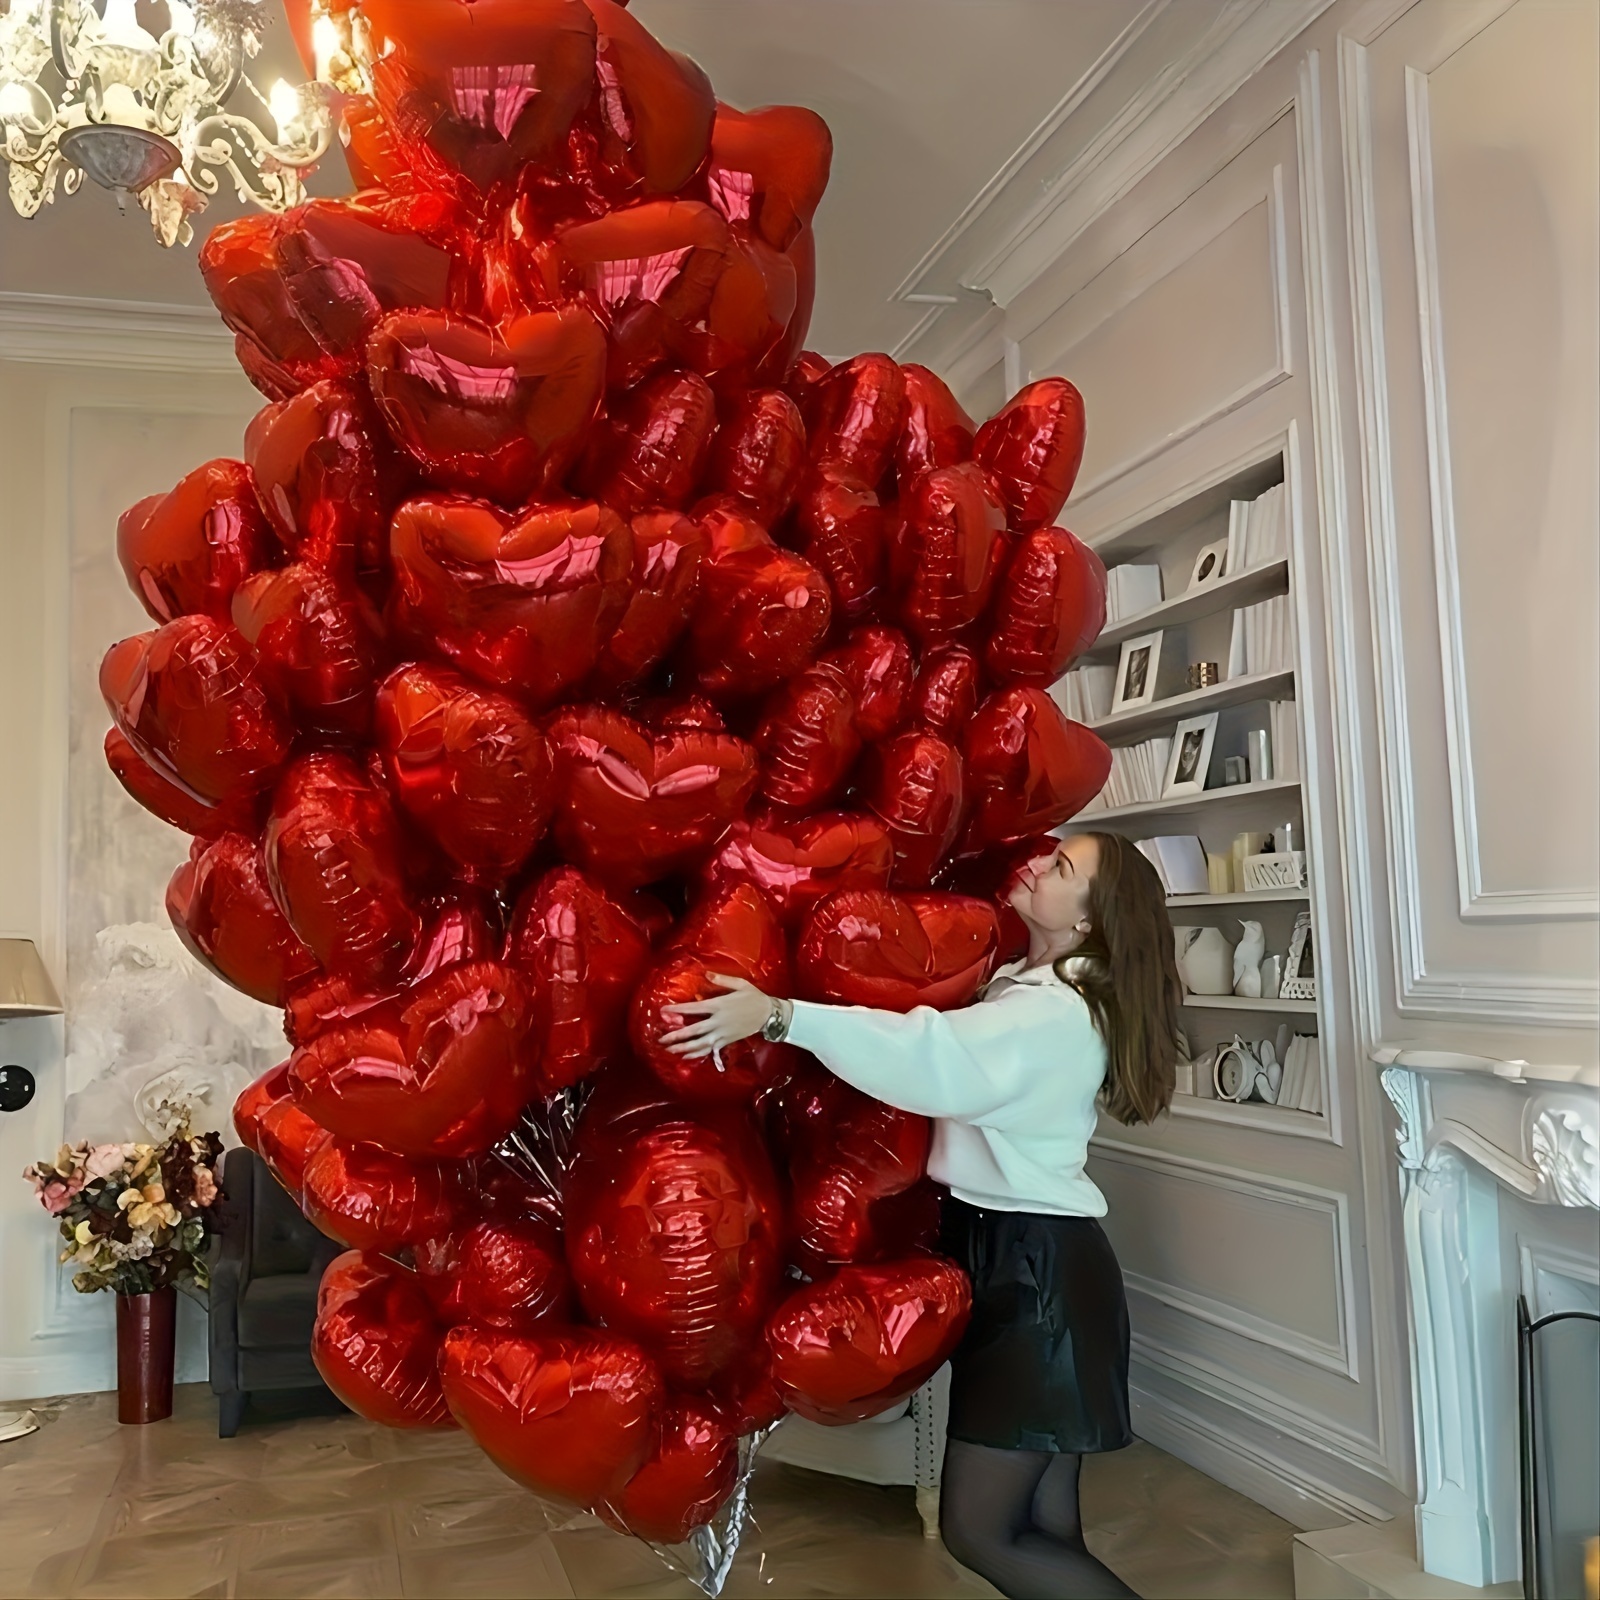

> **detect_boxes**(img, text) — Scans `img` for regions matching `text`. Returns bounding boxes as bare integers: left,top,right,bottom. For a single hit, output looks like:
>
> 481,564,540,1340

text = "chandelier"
0,0,342,246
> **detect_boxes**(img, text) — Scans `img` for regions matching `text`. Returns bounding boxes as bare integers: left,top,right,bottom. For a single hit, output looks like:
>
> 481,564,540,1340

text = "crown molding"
0,291,237,373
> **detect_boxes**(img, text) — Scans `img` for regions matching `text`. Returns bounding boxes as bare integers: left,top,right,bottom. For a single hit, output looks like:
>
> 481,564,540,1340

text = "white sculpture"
1177,926,1234,995
63,923,282,1147
1232,920,1265,998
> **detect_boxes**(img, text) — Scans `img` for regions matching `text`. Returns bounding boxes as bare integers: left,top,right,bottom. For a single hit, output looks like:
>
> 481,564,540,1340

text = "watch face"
1217,1049,1248,1101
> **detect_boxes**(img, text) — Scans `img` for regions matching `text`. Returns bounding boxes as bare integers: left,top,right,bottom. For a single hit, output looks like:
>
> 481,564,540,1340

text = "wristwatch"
760,998,793,1043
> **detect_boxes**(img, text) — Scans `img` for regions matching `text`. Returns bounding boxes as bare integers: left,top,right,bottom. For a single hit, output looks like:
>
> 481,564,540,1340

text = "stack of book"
1051,664,1116,724
1227,594,1292,677
1225,483,1289,572
1081,736,1173,812
1104,563,1163,623
1276,1034,1323,1113
1133,835,1209,895
1269,699,1299,781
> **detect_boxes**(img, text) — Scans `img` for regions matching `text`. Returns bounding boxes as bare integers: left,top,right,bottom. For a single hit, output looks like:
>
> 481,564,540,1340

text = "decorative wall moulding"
0,291,236,373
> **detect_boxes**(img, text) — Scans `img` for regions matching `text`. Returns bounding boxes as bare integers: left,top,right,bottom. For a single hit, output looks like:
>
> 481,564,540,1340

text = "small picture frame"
1112,631,1163,713
1187,538,1229,592
1281,910,1317,1001
1162,712,1219,797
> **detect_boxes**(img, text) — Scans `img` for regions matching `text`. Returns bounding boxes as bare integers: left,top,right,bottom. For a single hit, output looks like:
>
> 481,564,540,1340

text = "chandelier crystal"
0,0,336,246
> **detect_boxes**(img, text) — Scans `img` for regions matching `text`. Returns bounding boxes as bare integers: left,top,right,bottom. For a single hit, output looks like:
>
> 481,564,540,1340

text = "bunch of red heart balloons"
100,0,1112,1551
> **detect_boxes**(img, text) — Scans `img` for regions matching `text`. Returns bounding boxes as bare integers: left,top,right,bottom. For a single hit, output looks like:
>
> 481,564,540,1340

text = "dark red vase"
116,1287,176,1424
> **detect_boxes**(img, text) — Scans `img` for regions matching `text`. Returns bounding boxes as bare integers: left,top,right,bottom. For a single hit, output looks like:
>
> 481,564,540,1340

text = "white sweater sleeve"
784,984,1096,1126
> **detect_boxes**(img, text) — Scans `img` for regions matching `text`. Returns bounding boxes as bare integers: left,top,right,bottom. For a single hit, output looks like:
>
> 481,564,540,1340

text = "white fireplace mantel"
1376,1048,1599,1591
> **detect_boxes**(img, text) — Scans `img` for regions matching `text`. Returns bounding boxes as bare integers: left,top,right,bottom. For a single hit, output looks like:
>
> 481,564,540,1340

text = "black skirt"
940,1196,1133,1455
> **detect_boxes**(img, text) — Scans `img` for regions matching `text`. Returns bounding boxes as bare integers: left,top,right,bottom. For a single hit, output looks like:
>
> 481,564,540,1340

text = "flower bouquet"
25,1126,224,1422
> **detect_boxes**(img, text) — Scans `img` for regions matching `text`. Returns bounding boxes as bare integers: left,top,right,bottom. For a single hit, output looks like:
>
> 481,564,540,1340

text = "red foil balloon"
366,308,607,504
288,961,535,1159
793,469,886,620
167,832,319,1006
580,368,718,514
705,388,806,526
684,544,832,699
100,616,293,807
962,687,1112,850
546,705,758,889
234,1061,331,1200
707,103,832,252
752,660,860,812
824,625,915,742
973,377,1087,533
117,459,272,624
896,364,975,484
796,888,1001,1013
376,663,555,882
504,866,654,1091
605,1400,738,1544
590,511,707,691
985,526,1107,685
701,812,894,928
891,461,1008,649
230,564,382,738
766,1256,973,1424
300,1138,456,1253
911,645,981,743
564,1077,785,1387
414,1216,571,1331
388,495,632,708
630,883,794,1103
864,730,967,887
104,727,260,839
804,354,905,489
264,751,422,986
312,1250,454,1428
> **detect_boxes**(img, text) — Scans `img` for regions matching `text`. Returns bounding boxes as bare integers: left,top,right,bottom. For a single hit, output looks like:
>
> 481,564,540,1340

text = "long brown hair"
1053,832,1182,1125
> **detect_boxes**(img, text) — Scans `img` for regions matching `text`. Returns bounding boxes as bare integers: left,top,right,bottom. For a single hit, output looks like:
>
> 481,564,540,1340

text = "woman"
662,830,1182,1600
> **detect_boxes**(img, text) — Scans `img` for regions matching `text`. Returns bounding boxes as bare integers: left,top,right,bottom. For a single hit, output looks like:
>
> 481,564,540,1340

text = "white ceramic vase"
1178,925,1234,995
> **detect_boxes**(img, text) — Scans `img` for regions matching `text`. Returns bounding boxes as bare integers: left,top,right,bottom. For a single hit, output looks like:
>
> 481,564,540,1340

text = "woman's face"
1007,834,1101,939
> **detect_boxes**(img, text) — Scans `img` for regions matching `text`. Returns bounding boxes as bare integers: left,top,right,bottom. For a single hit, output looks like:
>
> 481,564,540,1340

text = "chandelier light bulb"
99,0,155,50
268,78,300,138
166,1,196,39
311,13,341,82
0,81,32,122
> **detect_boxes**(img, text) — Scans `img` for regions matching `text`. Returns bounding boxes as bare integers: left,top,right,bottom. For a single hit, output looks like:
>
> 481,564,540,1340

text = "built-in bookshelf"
1060,453,1325,1129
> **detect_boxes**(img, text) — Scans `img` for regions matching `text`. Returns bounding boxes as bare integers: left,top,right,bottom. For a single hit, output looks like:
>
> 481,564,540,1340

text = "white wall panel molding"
0,292,235,373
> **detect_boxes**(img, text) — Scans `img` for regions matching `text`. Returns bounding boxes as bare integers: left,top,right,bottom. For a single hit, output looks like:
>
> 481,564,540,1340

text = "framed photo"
1112,631,1163,713
1162,712,1218,797
1281,910,1317,1001
1187,538,1229,591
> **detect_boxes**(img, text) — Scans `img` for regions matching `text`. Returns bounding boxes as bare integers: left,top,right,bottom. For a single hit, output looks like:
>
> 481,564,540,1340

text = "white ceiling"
0,0,1149,358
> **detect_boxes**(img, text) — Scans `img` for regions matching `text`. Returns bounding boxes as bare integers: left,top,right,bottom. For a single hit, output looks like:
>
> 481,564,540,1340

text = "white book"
1135,839,1170,892
1245,484,1287,566
1307,1036,1324,1114
1105,563,1163,623
1066,665,1114,723
1279,1039,1304,1112
1227,608,1247,679
1226,500,1250,576
1150,835,1208,895
1297,1036,1322,1113
1268,701,1299,782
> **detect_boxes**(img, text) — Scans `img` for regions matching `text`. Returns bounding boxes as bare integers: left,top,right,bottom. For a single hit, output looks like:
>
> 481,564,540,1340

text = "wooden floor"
0,1386,1299,1598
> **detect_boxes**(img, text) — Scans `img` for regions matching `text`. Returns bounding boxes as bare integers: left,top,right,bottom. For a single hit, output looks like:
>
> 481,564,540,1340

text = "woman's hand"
660,975,786,1057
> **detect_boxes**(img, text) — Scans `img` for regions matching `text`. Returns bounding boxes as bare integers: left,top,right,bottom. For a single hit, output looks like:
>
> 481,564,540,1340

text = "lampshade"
0,940,63,1017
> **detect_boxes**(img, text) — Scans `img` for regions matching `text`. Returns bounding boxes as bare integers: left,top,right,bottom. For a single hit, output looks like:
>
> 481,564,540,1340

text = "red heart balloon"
910,644,981,743
100,616,293,808
546,705,758,889
440,1324,662,1507
503,866,655,1092
891,462,1008,649
590,511,708,692
752,660,860,813
864,730,967,887
896,364,975,485
793,469,886,620
767,1256,972,1424
974,377,1087,533
312,1250,455,1428
803,354,905,490
388,495,632,707
375,662,555,882
796,888,1001,1013
705,387,806,526
630,883,794,1102
686,233,798,387
604,1400,738,1544
962,687,1112,850
564,1077,785,1386
707,103,832,252
701,812,894,928
300,1138,457,1252
230,564,383,738
785,349,832,408
823,625,915,742
414,1216,571,1331
104,727,261,839
289,960,536,1159
167,832,319,1006
264,751,422,986
243,380,399,577
580,368,718,514
366,307,606,504
233,1061,331,1201
117,459,272,624
683,544,832,700
707,1344,787,1436
985,526,1107,685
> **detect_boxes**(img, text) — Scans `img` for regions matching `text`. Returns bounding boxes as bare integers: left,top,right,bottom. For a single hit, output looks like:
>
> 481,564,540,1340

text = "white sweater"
785,959,1110,1217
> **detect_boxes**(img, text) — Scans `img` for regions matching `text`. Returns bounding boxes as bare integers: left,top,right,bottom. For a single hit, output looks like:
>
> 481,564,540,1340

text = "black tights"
939,1440,1137,1599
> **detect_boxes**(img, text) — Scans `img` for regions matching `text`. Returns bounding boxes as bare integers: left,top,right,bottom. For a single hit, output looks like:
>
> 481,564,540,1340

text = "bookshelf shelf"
1165,1093,1330,1140
1089,559,1290,657
1079,777,1300,826
1180,993,1319,1015
1089,669,1295,742
1167,889,1309,907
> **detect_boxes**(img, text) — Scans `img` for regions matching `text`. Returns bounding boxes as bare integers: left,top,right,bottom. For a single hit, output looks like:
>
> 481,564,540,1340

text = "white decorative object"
1232,920,1265,997
1280,910,1316,1000
0,0,340,246
1161,711,1217,797
1260,954,1282,1000
1187,538,1229,591
1111,630,1163,712
1242,851,1308,892
1176,925,1233,996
